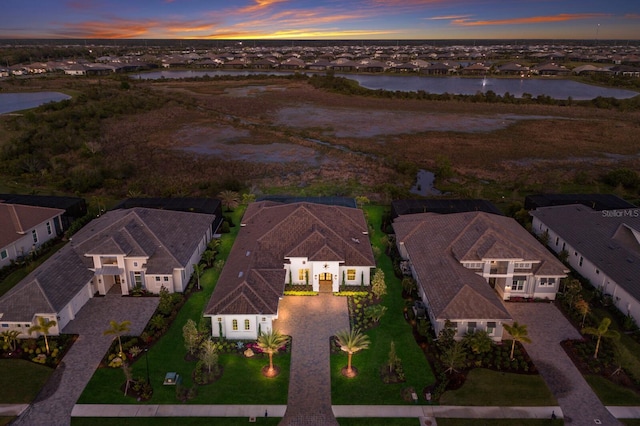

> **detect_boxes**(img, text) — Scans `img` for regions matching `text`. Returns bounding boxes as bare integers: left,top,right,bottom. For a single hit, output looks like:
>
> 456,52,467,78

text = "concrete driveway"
274,294,350,426
13,294,158,426
506,301,623,426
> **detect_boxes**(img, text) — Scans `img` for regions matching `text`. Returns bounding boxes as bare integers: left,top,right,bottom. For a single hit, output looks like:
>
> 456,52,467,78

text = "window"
244,319,250,331
540,277,556,287
155,276,160,281
347,269,356,280
463,262,483,269
46,221,52,235
596,269,600,275
134,262,138,267
32,230,38,244
562,242,566,250
512,276,526,291
164,276,169,282
467,321,477,334
555,237,559,246
217,317,222,322
1,324,7,328
0,250,7,260
232,320,238,331
133,272,143,287
514,262,531,269
298,269,309,281
579,256,583,267
487,322,496,336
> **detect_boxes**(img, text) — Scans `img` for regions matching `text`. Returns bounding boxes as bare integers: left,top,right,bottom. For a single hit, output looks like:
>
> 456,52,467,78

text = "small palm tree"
1,330,20,352
335,328,371,377
28,317,57,354
218,190,240,212
257,329,289,377
503,321,532,360
201,250,215,267
574,299,590,328
582,317,620,359
103,320,132,356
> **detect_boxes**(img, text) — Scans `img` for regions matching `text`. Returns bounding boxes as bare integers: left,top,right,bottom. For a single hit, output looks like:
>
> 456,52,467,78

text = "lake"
0,92,71,114
133,70,639,100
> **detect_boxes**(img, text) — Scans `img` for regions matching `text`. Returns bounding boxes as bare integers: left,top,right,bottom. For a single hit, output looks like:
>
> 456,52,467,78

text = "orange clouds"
451,13,610,26
237,0,290,14
58,18,217,39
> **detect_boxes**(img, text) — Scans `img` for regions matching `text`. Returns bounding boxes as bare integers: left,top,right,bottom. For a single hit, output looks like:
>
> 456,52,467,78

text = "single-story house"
204,201,376,340
530,204,640,325
0,207,217,336
393,211,568,341
0,203,65,268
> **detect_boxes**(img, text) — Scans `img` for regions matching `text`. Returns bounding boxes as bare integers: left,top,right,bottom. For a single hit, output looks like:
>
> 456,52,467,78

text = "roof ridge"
7,204,24,234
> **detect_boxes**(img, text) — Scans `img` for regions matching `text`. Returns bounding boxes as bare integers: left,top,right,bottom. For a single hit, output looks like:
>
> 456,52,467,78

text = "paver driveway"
274,294,350,426
13,294,158,426
506,302,622,425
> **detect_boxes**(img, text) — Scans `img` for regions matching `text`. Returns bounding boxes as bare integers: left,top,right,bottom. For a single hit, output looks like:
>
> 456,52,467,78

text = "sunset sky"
1,0,639,40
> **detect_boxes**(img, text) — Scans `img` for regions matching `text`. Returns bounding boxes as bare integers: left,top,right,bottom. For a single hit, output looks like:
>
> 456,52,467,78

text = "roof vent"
238,271,244,277
627,258,634,264
351,237,360,243
246,251,251,257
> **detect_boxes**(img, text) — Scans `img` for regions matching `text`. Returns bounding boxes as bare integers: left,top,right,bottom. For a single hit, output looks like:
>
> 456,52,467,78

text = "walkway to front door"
274,293,349,425
319,273,333,293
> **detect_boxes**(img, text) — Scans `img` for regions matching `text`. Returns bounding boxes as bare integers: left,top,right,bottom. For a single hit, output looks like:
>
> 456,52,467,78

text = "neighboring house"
0,193,87,231
530,204,640,325
0,207,217,336
0,203,65,268
204,201,376,340
524,193,635,212
393,211,568,341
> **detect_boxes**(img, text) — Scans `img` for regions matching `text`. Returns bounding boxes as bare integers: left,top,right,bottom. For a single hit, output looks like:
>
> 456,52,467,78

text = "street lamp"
144,348,150,385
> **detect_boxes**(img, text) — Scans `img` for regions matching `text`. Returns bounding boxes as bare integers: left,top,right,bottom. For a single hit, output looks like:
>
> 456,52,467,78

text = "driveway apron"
506,302,622,425
13,294,158,426
274,294,350,426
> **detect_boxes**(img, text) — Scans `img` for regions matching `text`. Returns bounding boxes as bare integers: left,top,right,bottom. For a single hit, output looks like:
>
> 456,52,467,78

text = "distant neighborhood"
1,41,640,78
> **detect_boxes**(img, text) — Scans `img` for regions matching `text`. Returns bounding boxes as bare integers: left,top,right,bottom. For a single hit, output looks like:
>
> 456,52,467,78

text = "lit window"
232,320,238,331
347,269,356,280
298,269,309,281
217,317,222,322
244,319,250,331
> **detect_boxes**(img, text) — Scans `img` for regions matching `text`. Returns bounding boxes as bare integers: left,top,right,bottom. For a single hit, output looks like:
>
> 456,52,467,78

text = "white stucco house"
0,203,65,268
393,211,568,341
531,204,640,326
204,201,376,340
0,207,217,337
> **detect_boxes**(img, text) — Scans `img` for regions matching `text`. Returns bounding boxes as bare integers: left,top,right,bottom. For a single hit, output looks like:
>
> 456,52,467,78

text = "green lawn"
0,359,54,403
585,375,640,406
331,205,435,405
439,369,557,406
78,207,289,405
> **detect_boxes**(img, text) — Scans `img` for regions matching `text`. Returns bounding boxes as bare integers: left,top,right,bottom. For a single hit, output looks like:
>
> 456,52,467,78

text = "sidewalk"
69,404,640,419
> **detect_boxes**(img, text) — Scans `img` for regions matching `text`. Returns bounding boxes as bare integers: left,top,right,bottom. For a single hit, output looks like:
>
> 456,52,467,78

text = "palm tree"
193,263,204,290
1,330,20,352
28,317,57,354
257,329,289,377
582,317,620,359
201,250,215,267
442,340,467,374
218,190,240,212
103,320,132,356
335,328,371,377
503,321,532,360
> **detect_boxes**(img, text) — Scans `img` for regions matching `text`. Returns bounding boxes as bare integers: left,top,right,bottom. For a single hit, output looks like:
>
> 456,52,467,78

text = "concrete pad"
0,404,28,416
332,405,424,418
133,405,160,416
607,406,640,419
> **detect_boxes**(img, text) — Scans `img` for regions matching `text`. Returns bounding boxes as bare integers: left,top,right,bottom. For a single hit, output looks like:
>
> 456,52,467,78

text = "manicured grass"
78,206,289,405
436,419,563,426
585,375,640,406
439,369,557,406
331,205,436,405
0,359,54,403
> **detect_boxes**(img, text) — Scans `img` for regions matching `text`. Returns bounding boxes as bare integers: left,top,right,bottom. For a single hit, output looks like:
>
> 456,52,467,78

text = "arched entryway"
318,272,333,293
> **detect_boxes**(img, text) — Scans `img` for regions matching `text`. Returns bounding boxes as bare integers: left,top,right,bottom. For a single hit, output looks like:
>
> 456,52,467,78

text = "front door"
319,273,332,293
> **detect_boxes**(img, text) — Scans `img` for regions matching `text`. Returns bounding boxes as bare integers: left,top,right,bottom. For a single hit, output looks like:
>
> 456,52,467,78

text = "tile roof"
0,204,64,248
530,204,640,302
205,201,375,316
394,211,566,321
0,208,215,321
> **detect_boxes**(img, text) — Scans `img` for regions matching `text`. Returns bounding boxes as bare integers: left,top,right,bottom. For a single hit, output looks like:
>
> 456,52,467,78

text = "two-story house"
393,211,568,340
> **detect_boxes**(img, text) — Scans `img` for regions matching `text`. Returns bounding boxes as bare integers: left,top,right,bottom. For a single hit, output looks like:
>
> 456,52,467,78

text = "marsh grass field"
0,74,639,205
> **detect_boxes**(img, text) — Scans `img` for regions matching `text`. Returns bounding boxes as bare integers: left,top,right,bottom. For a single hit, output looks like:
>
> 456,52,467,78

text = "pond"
132,70,639,100
0,92,71,114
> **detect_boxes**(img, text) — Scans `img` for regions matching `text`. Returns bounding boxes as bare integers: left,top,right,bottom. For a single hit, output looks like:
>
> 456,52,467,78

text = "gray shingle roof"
394,211,565,322
531,204,640,301
205,202,375,316
0,208,215,321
